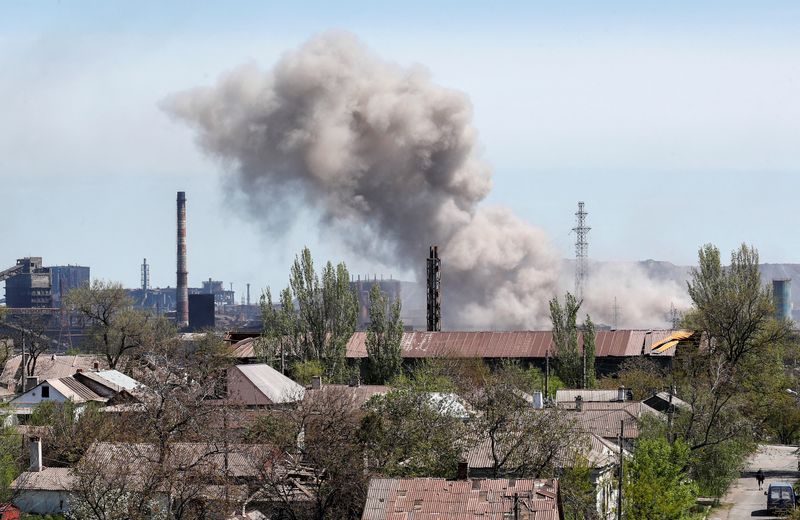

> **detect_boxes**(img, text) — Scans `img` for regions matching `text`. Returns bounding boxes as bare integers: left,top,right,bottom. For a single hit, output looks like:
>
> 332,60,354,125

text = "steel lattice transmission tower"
572,201,590,301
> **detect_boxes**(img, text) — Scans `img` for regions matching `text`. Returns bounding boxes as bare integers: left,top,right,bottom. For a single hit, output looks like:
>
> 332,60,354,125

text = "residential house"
224,364,305,406
0,354,106,394
464,433,625,520
12,439,310,518
361,477,563,520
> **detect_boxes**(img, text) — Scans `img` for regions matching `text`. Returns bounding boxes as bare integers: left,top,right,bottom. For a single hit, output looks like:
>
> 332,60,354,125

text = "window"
41,386,49,398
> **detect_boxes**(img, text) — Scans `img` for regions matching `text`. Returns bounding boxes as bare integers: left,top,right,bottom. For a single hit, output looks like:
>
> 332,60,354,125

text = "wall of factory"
49,265,90,307
188,293,215,331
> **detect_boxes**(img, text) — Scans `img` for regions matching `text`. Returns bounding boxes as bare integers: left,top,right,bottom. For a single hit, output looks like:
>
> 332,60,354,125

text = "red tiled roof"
346,330,681,359
362,478,560,520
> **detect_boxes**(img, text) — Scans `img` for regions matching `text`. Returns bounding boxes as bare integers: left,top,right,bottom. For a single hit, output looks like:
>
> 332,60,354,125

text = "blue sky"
1,1,799,296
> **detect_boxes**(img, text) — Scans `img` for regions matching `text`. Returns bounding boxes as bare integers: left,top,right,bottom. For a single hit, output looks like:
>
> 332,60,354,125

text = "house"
0,354,106,394
302,377,390,410
225,364,305,406
464,433,624,520
11,438,74,515
642,391,691,415
555,388,631,404
12,439,312,517
5,370,145,425
361,477,563,520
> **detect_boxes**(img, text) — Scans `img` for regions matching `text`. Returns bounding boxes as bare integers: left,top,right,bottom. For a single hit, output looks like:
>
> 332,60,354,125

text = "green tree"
550,293,582,388
624,438,698,520
582,315,597,389
560,456,599,520
361,388,470,478
674,243,790,495
365,283,404,384
267,247,358,383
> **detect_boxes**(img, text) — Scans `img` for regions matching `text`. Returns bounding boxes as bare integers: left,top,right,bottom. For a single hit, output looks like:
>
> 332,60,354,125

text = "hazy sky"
2,1,799,298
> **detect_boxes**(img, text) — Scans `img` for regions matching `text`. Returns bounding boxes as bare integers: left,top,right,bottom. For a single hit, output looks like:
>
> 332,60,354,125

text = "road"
710,445,798,520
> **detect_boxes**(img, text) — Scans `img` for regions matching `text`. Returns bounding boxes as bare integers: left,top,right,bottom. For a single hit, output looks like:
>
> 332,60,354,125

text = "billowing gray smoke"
163,32,559,329
164,32,684,329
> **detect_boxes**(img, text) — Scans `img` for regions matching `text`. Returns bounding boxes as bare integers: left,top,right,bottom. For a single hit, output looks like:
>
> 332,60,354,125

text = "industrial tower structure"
141,258,150,292
176,191,189,328
572,201,590,302
426,245,442,331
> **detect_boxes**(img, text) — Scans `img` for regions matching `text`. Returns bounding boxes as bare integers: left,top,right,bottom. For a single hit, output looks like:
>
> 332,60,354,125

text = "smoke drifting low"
164,32,684,329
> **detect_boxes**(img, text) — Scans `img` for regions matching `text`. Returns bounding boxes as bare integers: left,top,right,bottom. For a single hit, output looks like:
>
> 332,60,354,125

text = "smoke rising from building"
164,32,685,329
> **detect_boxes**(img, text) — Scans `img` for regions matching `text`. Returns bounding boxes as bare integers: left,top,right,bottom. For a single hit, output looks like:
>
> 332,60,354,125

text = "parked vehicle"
766,482,797,515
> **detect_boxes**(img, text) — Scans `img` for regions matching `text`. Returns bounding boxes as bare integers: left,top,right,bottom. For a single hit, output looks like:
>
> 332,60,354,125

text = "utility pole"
617,419,624,520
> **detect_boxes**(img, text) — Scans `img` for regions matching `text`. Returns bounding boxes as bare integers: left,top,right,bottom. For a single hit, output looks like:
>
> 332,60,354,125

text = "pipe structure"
176,191,189,327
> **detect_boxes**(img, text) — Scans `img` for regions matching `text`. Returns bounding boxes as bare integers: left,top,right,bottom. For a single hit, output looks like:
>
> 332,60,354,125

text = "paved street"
710,445,799,520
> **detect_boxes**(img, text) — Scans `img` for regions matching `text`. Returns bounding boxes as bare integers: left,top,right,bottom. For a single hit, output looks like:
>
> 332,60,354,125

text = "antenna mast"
572,201,590,302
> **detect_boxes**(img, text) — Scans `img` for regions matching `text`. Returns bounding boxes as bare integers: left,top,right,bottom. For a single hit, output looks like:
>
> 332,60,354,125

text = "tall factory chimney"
176,191,189,328
246,283,251,306
426,245,441,332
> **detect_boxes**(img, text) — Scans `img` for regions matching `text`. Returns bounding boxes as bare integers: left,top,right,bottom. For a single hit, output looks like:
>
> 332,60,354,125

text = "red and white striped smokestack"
176,191,189,328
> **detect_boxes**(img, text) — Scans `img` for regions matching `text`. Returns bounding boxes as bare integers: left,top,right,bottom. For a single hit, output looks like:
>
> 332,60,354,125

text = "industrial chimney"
426,245,441,332
176,191,189,328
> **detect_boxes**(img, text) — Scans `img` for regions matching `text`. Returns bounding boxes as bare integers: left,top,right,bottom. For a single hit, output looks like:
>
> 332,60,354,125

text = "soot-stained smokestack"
427,245,441,331
176,191,189,328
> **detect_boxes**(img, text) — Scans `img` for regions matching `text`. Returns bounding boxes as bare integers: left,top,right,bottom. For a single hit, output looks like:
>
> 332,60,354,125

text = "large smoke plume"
164,32,687,329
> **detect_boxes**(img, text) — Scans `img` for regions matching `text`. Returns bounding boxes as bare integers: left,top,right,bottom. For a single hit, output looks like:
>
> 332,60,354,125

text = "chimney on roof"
618,386,627,402
457,461,469,480
532,391,544,409
30,437,42,472
93,361,100,371
25,376,39,392
574,395,583,411
311,376,322,390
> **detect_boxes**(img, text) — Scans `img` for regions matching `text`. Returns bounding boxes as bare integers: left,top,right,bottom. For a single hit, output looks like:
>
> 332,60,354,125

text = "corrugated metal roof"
346,330,682,359
0,354,106,391
556,390,621,402
93,370,141,391
303,384,390,409
11,467,76,491
48,377,105,403
236,364,305,404
362,478,560,520
572,409,639,439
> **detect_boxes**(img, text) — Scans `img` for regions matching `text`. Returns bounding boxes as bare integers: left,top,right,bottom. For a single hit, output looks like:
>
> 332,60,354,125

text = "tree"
365,283,403,384
623,438,698,520
246,387,368,519
582,315,597,389
2,311,52,377
361,388,470,478
599,357,666,400
464,365,581,478
549,297,598,390
673,243,791,495
262,247,358,383
65,281,171,369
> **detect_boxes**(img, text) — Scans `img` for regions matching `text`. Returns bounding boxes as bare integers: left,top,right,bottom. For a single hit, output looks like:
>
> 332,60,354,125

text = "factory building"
1,258,90,309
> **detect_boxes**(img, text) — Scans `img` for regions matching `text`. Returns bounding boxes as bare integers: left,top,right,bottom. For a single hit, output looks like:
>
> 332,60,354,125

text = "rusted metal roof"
362,477,560,520
347,330,681,359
